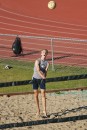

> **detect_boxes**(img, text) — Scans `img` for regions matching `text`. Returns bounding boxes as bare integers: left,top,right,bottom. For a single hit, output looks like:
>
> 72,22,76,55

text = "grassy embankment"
0,59,87,93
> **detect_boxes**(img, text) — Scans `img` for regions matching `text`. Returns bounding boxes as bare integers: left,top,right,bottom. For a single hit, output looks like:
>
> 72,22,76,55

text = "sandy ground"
0,90,87,130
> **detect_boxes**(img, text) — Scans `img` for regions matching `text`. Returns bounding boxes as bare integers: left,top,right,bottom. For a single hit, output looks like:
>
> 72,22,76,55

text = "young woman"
32,49,49,117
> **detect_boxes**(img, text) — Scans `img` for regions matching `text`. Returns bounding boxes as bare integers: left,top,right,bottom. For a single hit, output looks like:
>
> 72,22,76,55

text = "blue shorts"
32,77,46,90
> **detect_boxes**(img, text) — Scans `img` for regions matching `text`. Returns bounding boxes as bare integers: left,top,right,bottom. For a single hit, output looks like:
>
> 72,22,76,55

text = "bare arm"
45,62,49,77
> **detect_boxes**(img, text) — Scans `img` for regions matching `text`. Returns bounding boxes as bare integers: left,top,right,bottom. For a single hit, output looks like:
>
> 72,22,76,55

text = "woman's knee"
41,90,46,98
34,90,38,97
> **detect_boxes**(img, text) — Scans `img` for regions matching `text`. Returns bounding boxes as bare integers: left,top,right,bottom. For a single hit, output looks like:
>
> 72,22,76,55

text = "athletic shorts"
32,77,46,90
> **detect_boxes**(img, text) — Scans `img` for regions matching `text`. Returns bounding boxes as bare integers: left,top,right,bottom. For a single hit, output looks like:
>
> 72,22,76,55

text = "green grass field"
0,58,87,94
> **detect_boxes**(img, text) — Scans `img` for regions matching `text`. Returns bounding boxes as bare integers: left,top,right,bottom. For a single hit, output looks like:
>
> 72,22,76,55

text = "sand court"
0,90,87,130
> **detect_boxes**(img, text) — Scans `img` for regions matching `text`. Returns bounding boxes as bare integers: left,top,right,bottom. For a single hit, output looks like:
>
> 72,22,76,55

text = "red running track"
0,0,87,67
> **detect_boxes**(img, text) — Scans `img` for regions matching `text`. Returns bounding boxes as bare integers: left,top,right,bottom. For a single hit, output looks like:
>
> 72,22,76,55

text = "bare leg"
34,90,40,115
41,89,47,116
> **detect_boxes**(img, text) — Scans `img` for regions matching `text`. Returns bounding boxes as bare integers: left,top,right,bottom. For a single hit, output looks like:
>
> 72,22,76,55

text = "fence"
0,33,87,70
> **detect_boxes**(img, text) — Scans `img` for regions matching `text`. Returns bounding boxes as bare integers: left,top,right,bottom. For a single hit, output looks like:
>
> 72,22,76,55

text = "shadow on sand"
0,106,87,129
